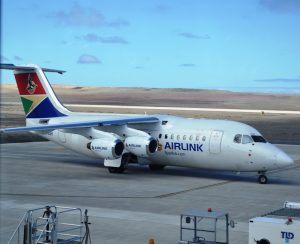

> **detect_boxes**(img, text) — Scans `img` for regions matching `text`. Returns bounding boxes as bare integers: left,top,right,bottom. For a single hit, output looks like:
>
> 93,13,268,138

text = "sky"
1,0,300,92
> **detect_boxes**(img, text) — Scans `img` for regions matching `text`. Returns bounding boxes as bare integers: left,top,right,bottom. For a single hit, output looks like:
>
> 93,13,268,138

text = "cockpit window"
234,134,242,143
251,135,267,143
242,135,253,144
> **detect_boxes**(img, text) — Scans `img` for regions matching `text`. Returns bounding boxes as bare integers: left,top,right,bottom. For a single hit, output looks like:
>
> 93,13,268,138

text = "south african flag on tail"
1,64,70,119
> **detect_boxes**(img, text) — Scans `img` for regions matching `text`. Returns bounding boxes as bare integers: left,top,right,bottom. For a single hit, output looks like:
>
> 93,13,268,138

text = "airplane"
0,63,295,184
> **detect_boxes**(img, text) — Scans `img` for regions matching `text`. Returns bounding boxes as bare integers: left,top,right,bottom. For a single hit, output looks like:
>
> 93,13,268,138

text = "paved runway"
2,101,300,114
1,142,300,243
66,104,300,115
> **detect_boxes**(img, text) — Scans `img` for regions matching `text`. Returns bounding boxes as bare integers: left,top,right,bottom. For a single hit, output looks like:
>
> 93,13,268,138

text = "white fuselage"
30,112,293,173
2,63,294,184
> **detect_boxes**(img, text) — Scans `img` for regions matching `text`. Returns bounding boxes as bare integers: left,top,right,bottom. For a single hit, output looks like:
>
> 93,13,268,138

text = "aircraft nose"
276,151,294,167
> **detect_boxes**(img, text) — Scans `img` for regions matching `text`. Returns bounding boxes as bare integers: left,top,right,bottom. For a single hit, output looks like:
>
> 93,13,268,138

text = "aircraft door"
209,130,223,154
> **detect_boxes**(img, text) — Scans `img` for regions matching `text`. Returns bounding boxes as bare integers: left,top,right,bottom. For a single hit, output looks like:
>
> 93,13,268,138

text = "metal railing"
7,213,27,244
7,205,84,244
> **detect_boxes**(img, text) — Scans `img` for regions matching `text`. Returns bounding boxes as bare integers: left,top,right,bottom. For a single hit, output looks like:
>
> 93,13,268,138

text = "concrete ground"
1,142,300,244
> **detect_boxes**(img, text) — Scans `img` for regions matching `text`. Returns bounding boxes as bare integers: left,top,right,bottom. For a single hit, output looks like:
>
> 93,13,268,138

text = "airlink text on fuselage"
164,142,204,152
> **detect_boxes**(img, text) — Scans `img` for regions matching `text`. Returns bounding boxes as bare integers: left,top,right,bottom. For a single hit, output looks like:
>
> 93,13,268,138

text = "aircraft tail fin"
1,64,70,119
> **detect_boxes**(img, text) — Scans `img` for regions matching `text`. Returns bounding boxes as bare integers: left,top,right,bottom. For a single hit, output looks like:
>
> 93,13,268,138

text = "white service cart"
249,201,300,244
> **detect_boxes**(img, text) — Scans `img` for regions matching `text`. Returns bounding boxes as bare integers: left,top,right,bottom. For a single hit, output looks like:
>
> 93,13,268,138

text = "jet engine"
87,138,124,160
125,136,158,157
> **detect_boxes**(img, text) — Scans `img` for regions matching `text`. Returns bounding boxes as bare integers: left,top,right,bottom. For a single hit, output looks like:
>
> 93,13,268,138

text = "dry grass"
1,84,300,144
2,84,300,110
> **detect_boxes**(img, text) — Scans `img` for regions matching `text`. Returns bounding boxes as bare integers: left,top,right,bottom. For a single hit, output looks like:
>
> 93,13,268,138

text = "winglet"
0,63,66,74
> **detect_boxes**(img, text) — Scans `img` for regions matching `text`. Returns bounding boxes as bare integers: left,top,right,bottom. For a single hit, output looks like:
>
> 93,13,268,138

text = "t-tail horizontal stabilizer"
0,63,66,74
1,63,70,118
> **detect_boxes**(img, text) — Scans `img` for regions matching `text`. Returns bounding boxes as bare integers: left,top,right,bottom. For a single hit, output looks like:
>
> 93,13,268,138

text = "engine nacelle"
87,138,124,160
125,136,158,157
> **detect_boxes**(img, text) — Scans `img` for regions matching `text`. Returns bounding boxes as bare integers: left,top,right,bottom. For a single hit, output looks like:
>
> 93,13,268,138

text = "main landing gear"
258,172,268,184
107,156,128,174
107,154,137,174
149,164,166,171
108,164,126,174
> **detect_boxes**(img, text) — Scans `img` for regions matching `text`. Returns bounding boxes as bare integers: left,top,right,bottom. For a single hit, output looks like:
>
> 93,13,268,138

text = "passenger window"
196,135,200,141
189,135,193,141
183,135,187,140
234,134,242,143
242,135,253,144
202,136,206,141
159,134,162,139
171,134,174,139
165,134,168,139
177,135,180,140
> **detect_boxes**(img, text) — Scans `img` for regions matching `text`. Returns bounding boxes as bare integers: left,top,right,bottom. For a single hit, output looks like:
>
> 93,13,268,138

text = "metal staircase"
7,205,90,244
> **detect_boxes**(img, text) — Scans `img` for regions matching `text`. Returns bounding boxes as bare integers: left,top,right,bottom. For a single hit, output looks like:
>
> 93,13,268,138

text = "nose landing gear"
258,173,268,184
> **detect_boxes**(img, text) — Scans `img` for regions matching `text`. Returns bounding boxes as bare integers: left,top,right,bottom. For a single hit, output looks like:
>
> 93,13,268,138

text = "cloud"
254,78,300,82
153,4,171,13
260,0,300,13
108,18,129,28
178,32,210,39
1,55,9,61
14,56,23,61
48,3,129,28
79,33,128,44
180,63,196,67
77,54,101,64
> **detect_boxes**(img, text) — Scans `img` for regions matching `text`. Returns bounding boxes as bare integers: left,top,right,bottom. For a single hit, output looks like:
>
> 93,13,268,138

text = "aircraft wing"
1,116,159,133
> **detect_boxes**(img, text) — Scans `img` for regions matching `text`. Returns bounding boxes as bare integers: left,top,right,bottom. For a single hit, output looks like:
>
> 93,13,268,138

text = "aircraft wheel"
257,238,270,244
258,174,268,184
108,165,125,174
149,164,166,170
107,154,131,174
